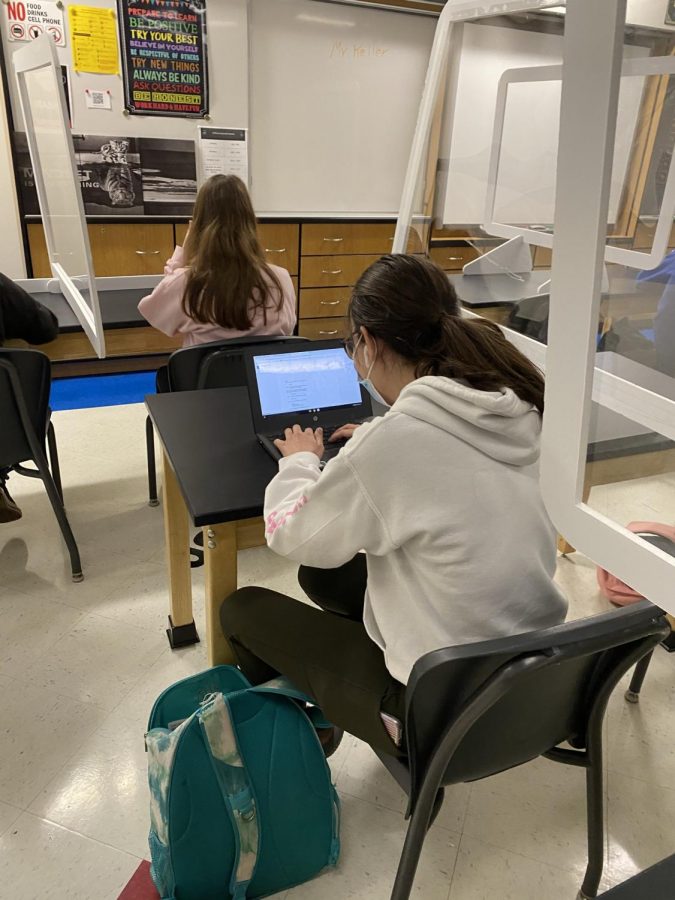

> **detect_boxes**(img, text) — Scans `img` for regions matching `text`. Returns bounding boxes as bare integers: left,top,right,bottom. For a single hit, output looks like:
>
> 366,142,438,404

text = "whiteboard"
442,23,648,226
249,0,436,215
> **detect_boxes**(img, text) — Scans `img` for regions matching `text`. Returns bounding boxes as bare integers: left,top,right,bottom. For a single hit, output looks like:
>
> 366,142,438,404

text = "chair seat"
598,854,675,899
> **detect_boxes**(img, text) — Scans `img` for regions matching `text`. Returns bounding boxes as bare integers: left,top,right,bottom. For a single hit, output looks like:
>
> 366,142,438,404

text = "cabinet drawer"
259,223,300,274
88,223,175,276
302,223,395,256
428,244,480,271
27,223,50,277
299,287,351,319
175,222,188,246
301,254,380,288
298,317,348,340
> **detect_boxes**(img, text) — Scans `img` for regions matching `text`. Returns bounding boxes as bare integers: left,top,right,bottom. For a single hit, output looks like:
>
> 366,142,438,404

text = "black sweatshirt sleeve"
0,273,59,346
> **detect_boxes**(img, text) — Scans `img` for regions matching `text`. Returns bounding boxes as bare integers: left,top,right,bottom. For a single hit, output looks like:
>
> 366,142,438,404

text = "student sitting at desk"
221,255,567,757
138,174,296,347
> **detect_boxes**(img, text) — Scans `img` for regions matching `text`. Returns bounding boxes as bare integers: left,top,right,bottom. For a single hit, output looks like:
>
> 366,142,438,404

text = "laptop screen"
252,347,362,418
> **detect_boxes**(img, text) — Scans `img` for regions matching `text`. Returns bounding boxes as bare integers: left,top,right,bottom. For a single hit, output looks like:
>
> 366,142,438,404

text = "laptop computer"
245,339,373,465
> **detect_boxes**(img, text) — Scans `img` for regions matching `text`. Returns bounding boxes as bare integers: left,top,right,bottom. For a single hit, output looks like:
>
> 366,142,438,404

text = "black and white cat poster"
139,138,197,215
73,135,144,216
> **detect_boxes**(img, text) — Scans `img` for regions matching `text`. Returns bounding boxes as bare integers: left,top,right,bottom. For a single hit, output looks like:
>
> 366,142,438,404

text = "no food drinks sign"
117,0,209,118
5,0,67,46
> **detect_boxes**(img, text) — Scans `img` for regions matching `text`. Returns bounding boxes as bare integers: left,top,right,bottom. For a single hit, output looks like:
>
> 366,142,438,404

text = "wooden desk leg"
161,450,199,648
558,479,593,556
203,522,238,667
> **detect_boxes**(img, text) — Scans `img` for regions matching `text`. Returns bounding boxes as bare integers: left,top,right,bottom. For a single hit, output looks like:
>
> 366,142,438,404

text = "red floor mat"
117,861,159,900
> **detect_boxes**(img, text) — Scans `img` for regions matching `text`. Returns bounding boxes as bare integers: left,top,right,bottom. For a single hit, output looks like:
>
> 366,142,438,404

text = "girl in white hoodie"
220,255,567,756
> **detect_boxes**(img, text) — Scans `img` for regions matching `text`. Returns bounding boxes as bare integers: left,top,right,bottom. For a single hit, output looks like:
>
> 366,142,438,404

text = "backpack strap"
198,693,259,900
251,676,333,729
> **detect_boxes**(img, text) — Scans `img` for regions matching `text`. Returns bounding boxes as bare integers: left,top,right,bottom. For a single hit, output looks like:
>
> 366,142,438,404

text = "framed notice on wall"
117,0,209,117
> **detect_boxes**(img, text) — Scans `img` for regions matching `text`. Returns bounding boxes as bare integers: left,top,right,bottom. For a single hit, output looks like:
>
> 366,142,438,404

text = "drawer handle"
135,250,161,256
323,237,344,243
447,256,463,261
265,247,287,253
320,300,342,306
321,268,343,275
319,329,339,335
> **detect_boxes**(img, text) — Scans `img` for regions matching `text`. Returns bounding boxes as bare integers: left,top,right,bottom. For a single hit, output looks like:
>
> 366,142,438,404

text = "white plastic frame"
542,0,675,612
392,0,566,253
13,35,105,358
484,55,675,269
397,0,675,612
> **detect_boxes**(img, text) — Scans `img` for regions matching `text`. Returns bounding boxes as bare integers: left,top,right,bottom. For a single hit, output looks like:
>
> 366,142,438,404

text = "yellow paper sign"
68,6,119,75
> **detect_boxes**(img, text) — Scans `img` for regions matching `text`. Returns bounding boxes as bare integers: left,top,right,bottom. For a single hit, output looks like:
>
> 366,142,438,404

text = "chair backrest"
0,347,51,468
403,602,669,803
166,336,308,393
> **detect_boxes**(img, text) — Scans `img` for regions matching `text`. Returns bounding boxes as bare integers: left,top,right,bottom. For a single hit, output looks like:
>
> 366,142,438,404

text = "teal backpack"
145,665,340,900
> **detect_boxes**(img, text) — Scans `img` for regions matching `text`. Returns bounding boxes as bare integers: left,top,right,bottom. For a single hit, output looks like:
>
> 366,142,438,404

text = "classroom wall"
0,74,26,278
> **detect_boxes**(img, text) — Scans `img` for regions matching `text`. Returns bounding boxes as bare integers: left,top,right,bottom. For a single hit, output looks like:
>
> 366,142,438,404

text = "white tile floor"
0,401,673,900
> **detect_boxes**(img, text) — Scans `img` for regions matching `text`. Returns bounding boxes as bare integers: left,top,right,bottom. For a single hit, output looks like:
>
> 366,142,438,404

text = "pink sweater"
138,246,297,347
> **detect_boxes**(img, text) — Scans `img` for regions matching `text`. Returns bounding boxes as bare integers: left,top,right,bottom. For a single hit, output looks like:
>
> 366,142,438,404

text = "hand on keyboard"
329,423,361,443
273,425,324,460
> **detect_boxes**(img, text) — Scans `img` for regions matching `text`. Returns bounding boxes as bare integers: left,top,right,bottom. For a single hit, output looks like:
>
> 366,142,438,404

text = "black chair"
145,335,308,506
0,348,82,581
619,533,675,704
374,602,669,900
597,853,675,898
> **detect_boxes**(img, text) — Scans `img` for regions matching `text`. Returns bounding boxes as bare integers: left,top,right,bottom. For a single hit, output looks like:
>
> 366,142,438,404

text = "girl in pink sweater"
138,175,296,347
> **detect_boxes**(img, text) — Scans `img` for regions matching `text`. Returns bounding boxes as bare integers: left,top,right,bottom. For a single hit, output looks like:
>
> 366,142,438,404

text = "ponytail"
416,314,545,414
349,254,545,414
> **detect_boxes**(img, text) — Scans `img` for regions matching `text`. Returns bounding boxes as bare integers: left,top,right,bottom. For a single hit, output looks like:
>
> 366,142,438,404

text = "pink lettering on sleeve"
265,495,308,536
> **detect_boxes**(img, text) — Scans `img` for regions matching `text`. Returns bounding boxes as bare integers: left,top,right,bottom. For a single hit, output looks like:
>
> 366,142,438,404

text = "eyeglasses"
343,332,361,359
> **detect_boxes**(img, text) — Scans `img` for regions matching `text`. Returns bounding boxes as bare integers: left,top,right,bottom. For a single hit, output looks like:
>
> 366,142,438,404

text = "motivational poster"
117,0,208,118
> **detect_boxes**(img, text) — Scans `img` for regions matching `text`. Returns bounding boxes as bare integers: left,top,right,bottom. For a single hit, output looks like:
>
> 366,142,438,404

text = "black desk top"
29,288,149,333
146,387,277,527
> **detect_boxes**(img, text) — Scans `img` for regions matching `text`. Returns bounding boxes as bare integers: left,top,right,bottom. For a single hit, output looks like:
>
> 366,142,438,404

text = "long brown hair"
182,175,283,330
349,254,545,414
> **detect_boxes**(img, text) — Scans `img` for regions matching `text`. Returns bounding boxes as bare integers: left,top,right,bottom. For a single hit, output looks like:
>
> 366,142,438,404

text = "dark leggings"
220,554,406,756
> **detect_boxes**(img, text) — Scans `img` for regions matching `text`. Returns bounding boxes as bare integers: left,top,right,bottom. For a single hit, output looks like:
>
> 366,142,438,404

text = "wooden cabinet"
298,317,349,340
258,223,299,275
88,223,175,276
300,253,381,289
302,223,394,256
532,246,553,268
297,223,394,338
175,222,188,246
429,244,480,272
299,286,351,319
29,222,174,277
27,223,50,277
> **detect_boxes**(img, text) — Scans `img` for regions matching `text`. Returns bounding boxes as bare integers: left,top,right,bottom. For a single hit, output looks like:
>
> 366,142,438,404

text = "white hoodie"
264,375,568,684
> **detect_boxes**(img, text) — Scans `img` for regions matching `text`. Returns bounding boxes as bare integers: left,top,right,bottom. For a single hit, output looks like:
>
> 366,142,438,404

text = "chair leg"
390,783,445,900
40,459,83,582
578,740,605,899
624,650,653,704
146,415,159,507
46,421,63,504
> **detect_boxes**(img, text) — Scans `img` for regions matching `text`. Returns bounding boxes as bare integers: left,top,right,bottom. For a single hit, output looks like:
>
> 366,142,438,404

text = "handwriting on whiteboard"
329,41,390,59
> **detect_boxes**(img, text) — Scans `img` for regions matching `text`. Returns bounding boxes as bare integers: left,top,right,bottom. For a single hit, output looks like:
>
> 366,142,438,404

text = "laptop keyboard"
269,425,347,457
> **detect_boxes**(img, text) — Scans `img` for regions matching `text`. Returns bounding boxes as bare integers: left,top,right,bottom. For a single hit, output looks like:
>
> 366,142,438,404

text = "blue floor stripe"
50,372,157,411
